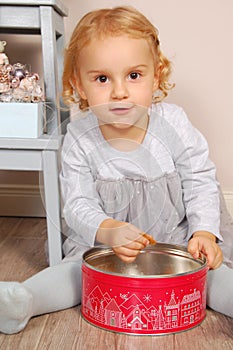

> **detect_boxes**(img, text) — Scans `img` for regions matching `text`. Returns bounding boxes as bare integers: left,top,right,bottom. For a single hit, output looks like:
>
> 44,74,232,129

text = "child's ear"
153,71,160,92
75,78,87,100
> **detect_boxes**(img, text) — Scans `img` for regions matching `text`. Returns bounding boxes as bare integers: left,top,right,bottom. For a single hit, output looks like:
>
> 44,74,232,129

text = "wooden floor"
0,217,232,350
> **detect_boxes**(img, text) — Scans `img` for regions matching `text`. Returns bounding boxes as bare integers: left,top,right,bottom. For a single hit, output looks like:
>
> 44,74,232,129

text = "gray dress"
60,102,233,268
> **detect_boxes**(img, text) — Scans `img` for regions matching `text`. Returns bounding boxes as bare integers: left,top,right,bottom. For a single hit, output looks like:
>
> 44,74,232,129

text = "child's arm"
96,218,151,263
61,126,153,254
187,231,223,269
163,106,222,244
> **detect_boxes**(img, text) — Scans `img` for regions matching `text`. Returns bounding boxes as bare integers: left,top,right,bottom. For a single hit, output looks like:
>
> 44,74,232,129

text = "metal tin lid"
83,243,207,278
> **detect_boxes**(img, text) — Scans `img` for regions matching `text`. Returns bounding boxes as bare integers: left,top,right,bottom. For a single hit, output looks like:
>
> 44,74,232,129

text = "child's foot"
0,282,33,334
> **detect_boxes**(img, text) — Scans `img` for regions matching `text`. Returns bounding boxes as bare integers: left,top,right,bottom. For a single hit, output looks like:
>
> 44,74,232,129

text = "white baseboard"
223,191,233,217
0,184,233,218
0,184,46,217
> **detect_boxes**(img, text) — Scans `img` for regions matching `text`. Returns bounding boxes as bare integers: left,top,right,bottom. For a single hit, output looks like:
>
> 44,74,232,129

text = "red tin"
82,243,208,335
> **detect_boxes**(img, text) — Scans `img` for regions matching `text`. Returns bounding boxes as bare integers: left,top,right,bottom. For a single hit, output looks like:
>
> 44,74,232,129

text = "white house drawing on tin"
82,285,207,331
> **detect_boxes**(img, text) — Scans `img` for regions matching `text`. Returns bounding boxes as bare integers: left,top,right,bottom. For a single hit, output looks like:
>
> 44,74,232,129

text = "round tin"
81,243,208,335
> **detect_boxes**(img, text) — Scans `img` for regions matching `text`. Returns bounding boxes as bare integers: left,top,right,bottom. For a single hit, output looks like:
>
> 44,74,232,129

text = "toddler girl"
0,6,232,334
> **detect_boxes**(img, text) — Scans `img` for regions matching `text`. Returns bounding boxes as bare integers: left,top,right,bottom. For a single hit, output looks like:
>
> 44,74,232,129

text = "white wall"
0,0,233,216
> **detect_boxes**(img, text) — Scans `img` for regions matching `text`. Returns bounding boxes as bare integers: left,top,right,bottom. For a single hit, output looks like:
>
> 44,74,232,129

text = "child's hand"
188,231,223,269
96,219,150,263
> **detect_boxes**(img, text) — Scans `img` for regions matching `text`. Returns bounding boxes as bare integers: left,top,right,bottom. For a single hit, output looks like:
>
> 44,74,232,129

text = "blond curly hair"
62,6,174,110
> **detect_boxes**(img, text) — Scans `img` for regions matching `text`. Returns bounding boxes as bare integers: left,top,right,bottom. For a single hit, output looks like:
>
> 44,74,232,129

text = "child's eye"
129,72,141,80
96,75,109,83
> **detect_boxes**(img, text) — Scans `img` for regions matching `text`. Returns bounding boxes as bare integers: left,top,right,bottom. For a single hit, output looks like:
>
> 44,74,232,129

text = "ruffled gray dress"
60,103,233,268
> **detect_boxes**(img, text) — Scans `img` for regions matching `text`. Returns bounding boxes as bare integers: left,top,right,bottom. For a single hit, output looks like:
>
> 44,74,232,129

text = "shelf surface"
0,0,68,16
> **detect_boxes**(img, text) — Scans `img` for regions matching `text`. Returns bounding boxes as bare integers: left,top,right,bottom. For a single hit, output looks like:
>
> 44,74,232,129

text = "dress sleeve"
60,124,110,246
164,106,222,241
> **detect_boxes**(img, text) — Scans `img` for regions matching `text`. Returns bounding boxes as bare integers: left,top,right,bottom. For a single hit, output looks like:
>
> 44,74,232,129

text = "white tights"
0,262,232,334
0,262,81,334
207,263,233,318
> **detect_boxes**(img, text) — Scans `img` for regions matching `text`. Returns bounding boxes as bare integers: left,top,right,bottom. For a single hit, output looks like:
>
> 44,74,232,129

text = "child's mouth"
109,104,134,115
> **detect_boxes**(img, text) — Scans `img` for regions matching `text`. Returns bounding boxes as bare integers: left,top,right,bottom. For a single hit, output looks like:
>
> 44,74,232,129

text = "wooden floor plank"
0,217,21,247
115,333,174,350
0,315,49,350
0,235,47,280
36,308,82,350
7,217,47,240
75,317,117,350
0,217,232,350
174,310,233,350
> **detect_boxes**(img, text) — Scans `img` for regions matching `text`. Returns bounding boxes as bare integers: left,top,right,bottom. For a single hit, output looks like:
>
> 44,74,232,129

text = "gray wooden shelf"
0,0,69,266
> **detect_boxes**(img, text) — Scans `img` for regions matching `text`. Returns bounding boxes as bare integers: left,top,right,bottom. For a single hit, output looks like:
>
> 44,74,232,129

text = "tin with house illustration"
81,243,208,335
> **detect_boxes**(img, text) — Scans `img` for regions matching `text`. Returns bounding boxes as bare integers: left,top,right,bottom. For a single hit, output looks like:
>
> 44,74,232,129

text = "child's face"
75,35,158,127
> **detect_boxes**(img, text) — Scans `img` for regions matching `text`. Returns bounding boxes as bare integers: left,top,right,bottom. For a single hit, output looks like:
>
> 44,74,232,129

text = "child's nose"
111,80,129,100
